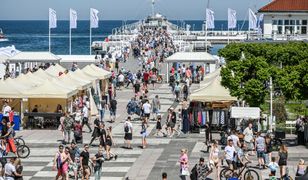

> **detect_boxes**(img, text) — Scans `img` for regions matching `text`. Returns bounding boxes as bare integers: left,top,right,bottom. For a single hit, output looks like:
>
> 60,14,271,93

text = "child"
296,159,306,177
268,157,279,178
155,115,165,137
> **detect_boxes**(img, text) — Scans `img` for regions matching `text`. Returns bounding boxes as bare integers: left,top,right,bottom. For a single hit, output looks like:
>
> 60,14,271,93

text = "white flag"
206,8,215,29
70,9,77,29
90,8,99,28
228,8,237,29
49,8,57,29
248,8,257,30
257,14,264,35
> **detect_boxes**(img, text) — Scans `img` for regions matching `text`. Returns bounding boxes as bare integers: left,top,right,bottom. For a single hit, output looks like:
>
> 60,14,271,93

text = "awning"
72,69,98,82
32,69,54,80
22,80,77,99
45,64,66,77
57,73,92,90
0,81,22,98
165,52,217,63
190,76,237,102
82,65,111,79
7,52,61,63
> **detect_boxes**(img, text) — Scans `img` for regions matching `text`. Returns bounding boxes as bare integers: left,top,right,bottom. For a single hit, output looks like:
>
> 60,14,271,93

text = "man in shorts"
142,100,151,121
255,132,266,169
224,139,236,170
124,117,133,149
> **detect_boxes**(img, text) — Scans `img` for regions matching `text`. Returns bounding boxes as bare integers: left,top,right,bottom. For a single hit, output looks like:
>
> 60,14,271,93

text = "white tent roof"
165,52,217,63
64,72,93,89
7,52,61,63
200,68,221,88
45,64,66,77
22,80,77,99
0,81,22,98
57,74,92,90
82,65,111,79
73,69,98,82
32,69,54,80
190,76,237,102
14,73,43,87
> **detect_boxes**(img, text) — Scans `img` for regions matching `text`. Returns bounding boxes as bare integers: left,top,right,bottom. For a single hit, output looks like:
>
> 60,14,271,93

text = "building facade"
258,0,308,39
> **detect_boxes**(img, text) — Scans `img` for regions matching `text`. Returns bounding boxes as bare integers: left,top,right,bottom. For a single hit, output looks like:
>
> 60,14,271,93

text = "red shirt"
143,72,150,81
9,111,14,123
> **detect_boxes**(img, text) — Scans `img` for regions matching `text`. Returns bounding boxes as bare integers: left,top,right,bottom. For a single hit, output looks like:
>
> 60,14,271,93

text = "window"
303,20,307,25
290,20,295,25
278,26,283,34
301,26,307,34
284,20,290,25
278,20,283,25
296,20,301,25
272,20,278,25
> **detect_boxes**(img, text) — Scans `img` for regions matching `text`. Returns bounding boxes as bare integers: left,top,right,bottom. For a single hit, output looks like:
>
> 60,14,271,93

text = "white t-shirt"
224,145,236,161
4,162,16,178
228,134,239,147
124,121,133,133
3,105,11,117
83,106,89,118
143,103,151,114
243,127,253,142
118,74,125,82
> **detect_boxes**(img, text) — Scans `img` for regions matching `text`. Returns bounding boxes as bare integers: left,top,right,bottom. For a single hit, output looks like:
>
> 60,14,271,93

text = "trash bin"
275,130,285,139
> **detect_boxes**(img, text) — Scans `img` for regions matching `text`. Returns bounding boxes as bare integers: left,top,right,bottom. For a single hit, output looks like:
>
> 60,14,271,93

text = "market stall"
189,76,237,132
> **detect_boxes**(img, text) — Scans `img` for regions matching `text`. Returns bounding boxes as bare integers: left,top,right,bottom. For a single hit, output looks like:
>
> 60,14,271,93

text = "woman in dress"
278,144,288,179
179,148,189,180
105,126,117,160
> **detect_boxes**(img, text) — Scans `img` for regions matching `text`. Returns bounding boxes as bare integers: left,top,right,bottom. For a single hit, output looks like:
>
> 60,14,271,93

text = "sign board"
231,107,260,119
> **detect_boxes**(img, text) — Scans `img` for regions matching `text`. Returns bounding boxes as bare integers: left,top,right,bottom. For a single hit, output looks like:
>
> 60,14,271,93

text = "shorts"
144,80,149,84
226,160,235,167
6,139,16,153
152,108,159,114
257,151,265,158
245,141,254,150
110,109,116,116
141,132,147,138
169,122,175,128
124,133,132,140
144,113,150,118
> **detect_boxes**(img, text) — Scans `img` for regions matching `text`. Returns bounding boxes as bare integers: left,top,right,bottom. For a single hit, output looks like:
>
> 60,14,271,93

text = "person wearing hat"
224,139,236,170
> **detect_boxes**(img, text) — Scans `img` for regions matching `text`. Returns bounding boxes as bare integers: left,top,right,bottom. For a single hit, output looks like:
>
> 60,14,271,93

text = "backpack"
64,117,73,130
124,124,129,133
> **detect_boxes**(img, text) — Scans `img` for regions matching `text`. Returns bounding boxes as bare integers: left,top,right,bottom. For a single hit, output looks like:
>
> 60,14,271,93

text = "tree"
219,42,308,107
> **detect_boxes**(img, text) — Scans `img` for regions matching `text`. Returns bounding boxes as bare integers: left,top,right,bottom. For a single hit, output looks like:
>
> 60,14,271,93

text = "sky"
0,0,272,20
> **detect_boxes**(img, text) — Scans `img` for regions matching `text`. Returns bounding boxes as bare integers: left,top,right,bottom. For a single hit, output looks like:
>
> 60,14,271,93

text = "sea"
0,20,249,55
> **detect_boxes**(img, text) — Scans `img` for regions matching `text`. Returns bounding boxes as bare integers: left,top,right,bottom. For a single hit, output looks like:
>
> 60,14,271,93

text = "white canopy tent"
82,65,111,79
22,80,78,99
45,64,66,77
0,81,22,98
165,52,218,83
190,76,237,102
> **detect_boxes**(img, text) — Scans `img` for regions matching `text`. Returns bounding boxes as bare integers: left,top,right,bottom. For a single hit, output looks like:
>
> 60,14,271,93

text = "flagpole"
90,27,92,55
49,27,51,52
69,27,72,55
205,20,207,52
228,28,230,44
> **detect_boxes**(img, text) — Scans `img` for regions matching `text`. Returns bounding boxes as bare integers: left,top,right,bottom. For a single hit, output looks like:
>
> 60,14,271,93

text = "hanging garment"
198,111,202,125
202,111,206,125
220,110,225,125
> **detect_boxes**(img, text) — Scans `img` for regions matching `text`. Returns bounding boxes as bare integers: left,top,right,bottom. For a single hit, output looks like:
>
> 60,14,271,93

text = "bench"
286,120,296,134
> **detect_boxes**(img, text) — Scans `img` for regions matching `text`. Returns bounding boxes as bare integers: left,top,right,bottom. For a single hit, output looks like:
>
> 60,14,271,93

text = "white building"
258,0,308,40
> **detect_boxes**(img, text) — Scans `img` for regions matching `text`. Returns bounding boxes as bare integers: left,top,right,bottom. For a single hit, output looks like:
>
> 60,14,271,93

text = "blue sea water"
0,20,249,55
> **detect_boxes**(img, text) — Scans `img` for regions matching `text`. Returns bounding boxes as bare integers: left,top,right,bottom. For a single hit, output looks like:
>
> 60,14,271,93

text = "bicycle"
220,162,260,180
14,136,25,147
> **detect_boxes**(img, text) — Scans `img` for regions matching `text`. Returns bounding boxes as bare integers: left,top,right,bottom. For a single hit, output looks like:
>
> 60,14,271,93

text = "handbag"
181,167,190,176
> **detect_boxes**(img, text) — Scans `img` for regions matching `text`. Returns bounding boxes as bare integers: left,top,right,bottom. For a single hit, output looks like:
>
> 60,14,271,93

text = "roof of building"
259,0,308,12
165,52,217,63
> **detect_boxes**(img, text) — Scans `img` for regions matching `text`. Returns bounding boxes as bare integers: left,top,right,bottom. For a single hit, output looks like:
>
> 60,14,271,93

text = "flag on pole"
228,8,237,29
70,9,77,29
206,8,215,29
257,14,264,34
90,8,99,28
49,8,57,29
248,8,257,30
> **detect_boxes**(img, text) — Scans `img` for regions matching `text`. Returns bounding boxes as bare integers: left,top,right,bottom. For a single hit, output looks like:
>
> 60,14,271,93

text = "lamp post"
269,76,273,132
